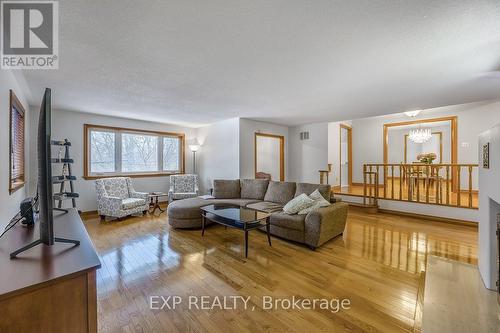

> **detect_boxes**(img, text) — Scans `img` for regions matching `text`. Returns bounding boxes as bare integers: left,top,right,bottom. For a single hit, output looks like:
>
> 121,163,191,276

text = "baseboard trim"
80,210,98,217
377,208,477,228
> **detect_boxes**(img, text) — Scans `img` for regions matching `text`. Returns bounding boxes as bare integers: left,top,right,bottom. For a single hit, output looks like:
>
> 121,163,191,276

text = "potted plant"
417,153,437,164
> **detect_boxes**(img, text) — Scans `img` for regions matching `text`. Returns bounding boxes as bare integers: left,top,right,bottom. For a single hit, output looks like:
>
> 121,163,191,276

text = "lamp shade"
189,144,200,152
404,110,422,117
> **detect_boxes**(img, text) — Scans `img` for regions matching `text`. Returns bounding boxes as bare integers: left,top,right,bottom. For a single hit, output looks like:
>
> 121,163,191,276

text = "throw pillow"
309,189,329,202
283,193,314,215
298,189,331,215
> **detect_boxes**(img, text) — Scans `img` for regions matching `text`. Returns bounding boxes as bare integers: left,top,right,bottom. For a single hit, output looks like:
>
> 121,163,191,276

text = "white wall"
28,108,197,212
0,71,32,230
196,118,240,193
239,119,289,180
289,122,328,184
478,123,500,290
350,100,500,188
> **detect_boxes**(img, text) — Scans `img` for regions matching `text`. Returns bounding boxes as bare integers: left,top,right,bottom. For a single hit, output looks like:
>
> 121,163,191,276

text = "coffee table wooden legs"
201,215,205,236
266,218,272,247
244,230,248,258
200,215,271,258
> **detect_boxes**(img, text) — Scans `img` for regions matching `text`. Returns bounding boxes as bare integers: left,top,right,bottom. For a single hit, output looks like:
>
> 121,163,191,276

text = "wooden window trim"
9,90,26,194
83,124,185,180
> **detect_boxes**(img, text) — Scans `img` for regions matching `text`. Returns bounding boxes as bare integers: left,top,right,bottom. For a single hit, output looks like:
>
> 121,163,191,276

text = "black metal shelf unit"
51,139,79,212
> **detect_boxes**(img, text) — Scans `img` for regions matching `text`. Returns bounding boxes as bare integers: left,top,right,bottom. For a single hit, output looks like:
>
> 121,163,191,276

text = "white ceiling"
22,0,500,127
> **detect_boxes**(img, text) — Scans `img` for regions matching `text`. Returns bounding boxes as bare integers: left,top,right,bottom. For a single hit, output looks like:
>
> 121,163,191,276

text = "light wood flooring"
333,179,478,209
82,208,477,333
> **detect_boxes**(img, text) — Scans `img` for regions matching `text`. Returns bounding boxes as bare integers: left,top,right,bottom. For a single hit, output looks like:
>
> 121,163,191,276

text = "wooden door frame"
254,132,285,181
339,124,353,186
383,116,458,189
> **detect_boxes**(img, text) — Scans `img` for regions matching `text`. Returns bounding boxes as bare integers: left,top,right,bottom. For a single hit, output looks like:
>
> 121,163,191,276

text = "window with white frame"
84,125,184,178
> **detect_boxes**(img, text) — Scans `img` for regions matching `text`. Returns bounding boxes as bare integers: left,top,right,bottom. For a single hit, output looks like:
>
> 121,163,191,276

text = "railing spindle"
363,164,367,205
391,165,394,199
416,165,420,202
457,166,461,207
376,165,380,198
399,164,403,200
468,165,473,208
446,165,450,205
425,165,430,203
407,166,412,202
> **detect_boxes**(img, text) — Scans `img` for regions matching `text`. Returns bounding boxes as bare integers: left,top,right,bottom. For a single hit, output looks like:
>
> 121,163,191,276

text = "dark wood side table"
148,192,168,214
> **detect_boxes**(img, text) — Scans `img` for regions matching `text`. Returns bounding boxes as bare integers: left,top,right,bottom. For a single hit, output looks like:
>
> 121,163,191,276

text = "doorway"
254,133,284,181
339,124,352,187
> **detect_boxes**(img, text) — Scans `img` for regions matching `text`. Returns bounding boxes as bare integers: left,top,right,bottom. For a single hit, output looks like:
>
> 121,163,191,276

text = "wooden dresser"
0,209,101,333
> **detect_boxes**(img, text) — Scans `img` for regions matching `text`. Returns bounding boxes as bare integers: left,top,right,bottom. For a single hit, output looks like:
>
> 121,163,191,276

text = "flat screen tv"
38,88,54,245
10,88,79,258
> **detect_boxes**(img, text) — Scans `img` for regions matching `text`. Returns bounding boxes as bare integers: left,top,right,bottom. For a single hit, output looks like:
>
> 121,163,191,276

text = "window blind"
9,91,25,193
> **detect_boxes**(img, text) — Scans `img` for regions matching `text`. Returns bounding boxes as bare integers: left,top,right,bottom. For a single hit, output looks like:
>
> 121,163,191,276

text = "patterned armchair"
168,174,199,203
95,177,149,220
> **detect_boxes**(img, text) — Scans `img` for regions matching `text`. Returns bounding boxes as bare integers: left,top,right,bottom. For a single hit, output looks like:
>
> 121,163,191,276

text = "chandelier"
408,128,432,143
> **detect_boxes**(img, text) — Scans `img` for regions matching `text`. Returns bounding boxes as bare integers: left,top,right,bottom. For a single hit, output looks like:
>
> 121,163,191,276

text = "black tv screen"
37,88,54,245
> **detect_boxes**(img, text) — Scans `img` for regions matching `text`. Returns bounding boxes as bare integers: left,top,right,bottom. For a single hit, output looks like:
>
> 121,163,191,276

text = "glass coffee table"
200,204,272,258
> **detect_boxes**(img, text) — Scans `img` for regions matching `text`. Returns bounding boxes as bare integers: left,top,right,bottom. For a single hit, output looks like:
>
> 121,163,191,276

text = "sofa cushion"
246,201,283,213
298,189,331,215
269,212,306,231
283,194,314,214
121,198,146,210
167,197,260,220
240,179,269,200
295,182,331,201
171,192,198,200
264,181,296,205
215,199,261,207
213,180,240,199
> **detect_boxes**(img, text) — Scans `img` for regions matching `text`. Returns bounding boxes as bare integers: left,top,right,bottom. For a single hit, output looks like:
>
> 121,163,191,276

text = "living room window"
84,124,184,179
9,90,26,193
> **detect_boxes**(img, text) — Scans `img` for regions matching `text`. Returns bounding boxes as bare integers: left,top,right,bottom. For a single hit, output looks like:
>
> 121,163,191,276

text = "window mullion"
158,136,164,172
116,131,122,174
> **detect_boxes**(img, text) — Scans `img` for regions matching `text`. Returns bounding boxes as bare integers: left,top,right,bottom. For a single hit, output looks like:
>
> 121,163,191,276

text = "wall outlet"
461,142,471,148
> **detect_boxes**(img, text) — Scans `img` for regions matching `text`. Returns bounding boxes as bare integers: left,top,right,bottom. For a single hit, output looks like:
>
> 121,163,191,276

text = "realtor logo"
1,1,58,69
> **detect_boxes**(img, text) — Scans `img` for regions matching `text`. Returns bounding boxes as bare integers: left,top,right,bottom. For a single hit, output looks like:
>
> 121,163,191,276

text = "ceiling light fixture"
404,110,422,117
409,128,432,143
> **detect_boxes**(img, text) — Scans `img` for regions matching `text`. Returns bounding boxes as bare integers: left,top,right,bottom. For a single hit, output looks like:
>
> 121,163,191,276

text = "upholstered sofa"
167,179,348,249
95,177,149,220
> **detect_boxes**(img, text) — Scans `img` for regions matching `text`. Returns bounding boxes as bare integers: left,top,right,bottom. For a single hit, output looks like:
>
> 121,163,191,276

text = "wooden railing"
363,163,478,208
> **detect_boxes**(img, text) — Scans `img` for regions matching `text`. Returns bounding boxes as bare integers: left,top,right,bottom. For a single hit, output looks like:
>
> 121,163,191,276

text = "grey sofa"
167,179,348,249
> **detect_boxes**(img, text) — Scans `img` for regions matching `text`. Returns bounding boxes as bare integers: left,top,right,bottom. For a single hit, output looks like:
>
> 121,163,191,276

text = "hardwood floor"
82,208,477,333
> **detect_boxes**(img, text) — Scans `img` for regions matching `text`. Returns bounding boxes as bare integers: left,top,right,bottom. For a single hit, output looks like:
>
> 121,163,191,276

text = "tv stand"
0,208,100,333
10,237,80,259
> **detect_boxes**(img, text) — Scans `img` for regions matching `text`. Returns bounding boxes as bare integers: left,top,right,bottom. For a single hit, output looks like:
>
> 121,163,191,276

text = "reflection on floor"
333,179,478,209
82,208,477,333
